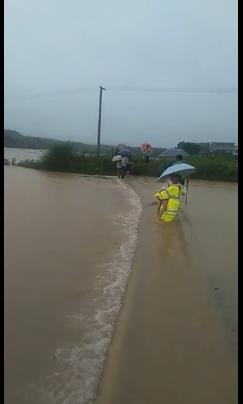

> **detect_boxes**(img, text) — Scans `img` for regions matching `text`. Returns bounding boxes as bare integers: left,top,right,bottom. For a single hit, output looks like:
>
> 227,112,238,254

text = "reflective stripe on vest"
162,189,170,198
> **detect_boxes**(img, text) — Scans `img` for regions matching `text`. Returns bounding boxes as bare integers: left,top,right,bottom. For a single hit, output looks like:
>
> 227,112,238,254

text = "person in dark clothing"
174,154,183,163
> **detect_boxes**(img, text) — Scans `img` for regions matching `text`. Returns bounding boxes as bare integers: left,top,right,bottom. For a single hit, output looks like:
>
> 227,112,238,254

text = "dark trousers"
121,166,127,178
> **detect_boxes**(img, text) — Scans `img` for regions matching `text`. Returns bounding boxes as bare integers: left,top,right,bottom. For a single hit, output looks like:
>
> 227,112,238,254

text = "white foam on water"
38,180,142,404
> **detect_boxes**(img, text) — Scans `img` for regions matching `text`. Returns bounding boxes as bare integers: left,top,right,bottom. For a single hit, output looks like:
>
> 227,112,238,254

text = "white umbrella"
112,155,122,162
156,163,196,205
156,163,196,181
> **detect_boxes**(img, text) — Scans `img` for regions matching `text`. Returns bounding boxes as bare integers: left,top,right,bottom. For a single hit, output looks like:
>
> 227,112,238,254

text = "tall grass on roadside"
18,143,238,182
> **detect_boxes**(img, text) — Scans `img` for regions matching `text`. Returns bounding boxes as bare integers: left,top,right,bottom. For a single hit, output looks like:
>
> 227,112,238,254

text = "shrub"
18,145,238,182
38,143,77,171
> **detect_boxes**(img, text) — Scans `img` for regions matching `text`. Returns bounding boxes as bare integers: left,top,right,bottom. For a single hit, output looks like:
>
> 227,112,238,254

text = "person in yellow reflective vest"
154,174,184,223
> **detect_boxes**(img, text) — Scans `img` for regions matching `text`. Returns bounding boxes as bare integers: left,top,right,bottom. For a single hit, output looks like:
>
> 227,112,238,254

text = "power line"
108,86,238,93
10,87,97,100
8,85,237,100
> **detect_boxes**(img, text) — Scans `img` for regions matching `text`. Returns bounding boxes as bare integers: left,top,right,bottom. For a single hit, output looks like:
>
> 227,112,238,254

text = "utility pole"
97,85,106,156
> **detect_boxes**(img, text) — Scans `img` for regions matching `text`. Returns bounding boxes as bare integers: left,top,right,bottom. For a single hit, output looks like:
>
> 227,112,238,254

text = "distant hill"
4,129,115,154
4,129,164,155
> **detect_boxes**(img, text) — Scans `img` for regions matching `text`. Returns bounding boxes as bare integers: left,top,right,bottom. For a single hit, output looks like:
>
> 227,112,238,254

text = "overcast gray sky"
4,0,238,147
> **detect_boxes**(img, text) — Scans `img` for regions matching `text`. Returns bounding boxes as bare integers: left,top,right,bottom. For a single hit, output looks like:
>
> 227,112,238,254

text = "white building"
209,142,235,154
233,145,238,156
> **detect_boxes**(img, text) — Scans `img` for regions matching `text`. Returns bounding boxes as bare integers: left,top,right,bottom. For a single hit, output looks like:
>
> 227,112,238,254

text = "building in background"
199,143,210,154
159,147,189,158
209,142,235,154
233,145,238,156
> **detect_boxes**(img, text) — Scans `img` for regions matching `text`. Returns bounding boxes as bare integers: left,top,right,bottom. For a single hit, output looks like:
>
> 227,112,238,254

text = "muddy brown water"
96,176,238,404
4,168,237,404
4,167,141,404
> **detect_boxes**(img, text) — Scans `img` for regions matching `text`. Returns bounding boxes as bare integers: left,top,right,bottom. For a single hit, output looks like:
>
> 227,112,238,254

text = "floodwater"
4,167,142,404
131,177,238,352
96,176,238,404
4,147,46,163
4,168,237,404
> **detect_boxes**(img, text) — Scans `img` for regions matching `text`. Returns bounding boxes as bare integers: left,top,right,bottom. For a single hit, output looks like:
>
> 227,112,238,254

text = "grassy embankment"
18,143,238,182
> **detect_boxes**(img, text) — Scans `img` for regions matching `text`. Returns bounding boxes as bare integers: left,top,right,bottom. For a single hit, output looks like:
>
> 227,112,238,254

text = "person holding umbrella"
162,154,184,171
156,162,196,205
154,174,184,223
150,162,196,222
112,154,123,178
120,155,129,178
117,159,123,178
174,154,183,164
112,151,132,178
120,148,132,178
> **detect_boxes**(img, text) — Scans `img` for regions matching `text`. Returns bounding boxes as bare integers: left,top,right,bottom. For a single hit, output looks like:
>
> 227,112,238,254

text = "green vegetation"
18,143,238,182
126,155,238,182
18,144,116,175
183,155,238,182
177,141,201,155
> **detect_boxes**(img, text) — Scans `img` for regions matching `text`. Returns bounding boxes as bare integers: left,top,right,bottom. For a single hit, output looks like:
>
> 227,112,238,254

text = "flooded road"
4,168,237,404
4,167,141,403
97,177,238,404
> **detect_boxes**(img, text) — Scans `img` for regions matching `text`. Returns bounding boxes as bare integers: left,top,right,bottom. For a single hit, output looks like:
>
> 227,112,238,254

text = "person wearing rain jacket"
154,174,184,223
116,159,122,178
